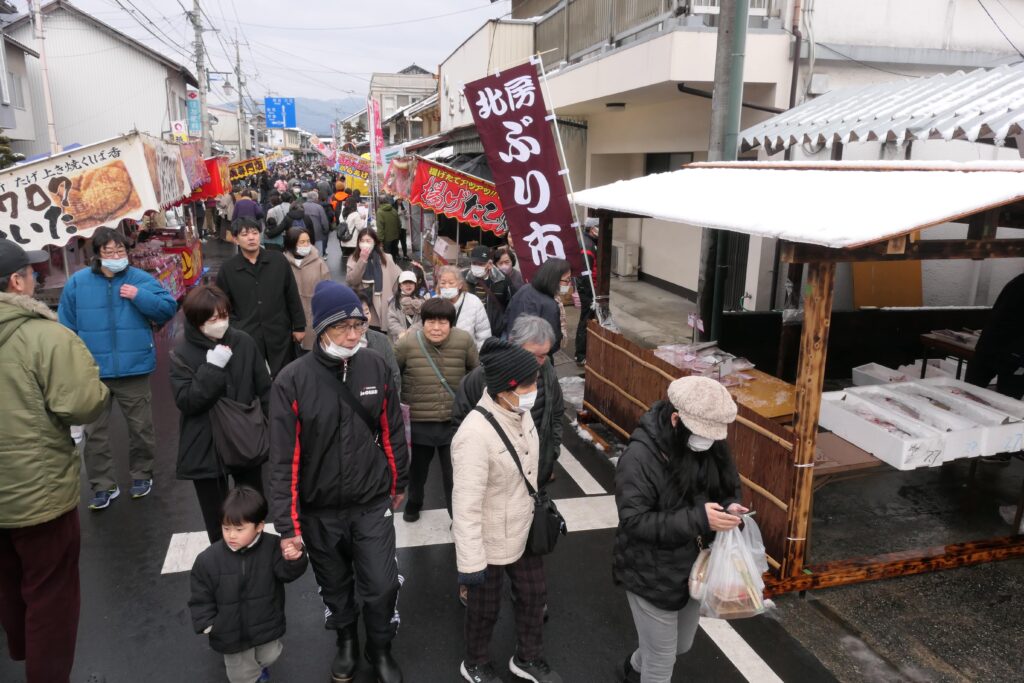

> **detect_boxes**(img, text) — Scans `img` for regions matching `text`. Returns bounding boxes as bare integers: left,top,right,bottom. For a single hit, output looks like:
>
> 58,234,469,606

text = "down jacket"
189,532,308,654
613,401,742,611
58,264,178,379
452,292,491,349
395,327,478,423
451,392,539,573
0,293,108,528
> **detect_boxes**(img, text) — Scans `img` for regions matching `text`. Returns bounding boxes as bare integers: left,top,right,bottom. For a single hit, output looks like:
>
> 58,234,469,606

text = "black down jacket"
612,401,742,611
189,532,308,654
170,323,272,480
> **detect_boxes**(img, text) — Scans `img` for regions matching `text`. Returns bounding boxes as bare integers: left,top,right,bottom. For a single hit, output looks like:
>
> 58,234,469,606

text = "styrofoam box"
432,236,459,262
849,386,983,462
819,392,946,470
890,382,1023,456
851,363,910,386
921,378,1024,454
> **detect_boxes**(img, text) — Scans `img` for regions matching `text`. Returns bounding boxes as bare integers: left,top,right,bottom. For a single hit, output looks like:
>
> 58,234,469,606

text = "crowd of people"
0,158,757,683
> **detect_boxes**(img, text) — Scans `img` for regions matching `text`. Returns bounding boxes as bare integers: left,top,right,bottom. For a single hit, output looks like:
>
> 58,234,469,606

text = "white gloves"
206,345,233,368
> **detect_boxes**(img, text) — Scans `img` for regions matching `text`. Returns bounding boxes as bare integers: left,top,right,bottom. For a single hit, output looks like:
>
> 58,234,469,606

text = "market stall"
573,160,1024,595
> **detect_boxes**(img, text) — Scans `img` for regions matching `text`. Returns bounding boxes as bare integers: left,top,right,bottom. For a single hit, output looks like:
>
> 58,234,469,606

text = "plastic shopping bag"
740,514,769,575
698,522,766,620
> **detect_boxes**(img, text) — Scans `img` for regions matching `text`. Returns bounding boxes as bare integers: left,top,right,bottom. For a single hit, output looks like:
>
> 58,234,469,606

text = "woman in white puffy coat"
435,265,490,349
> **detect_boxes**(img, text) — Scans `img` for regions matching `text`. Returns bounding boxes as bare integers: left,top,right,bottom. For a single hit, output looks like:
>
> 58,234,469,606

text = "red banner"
464,61,583,280
406,157,506,235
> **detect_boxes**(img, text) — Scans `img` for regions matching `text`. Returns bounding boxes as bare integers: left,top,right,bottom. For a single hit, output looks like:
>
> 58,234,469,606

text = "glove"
206,345,233,368
458,570,487,586
202,625,212,635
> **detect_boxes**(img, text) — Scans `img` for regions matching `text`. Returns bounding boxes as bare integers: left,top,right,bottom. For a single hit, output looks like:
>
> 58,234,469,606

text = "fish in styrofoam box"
849,386,983,462
851,363,909,386
819,392,946,470
890,382,1022,456
920,378,1024,454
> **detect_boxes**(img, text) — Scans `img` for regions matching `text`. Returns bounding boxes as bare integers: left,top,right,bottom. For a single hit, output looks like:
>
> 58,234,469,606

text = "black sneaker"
509,655,562,683
402,509,419,522
460,661,500,682
622,654,640,683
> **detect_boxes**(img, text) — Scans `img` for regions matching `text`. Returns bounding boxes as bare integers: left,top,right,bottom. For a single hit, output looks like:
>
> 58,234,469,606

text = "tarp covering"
571,160,1024,249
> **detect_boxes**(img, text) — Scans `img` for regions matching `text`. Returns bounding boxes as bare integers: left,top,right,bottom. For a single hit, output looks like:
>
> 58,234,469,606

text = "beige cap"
666,376,737,441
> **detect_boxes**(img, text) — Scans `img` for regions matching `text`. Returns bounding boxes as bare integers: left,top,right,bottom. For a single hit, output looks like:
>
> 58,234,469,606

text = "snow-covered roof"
571,160,1024,249
740,63,1024,154
424,146,454,160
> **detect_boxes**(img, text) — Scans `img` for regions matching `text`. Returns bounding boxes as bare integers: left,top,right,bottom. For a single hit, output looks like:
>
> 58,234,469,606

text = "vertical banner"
464,61,584,281
368,97,385,171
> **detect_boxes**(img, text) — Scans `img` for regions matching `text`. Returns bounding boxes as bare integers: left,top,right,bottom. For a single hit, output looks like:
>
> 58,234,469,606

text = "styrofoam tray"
851,363,909,386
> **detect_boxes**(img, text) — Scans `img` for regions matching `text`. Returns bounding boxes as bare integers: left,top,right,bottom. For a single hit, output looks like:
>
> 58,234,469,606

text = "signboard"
336,151,371,184
194,156,230,200
0,132,190,250
368,97,384,172
264,97,296,129
178,142,210,189
397,157,506,235
464,61,584,281
229,156,268,182
186,90,202,136
171,119,188,142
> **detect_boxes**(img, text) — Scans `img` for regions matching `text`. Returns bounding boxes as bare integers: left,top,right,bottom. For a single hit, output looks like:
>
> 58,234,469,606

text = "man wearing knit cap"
269,280,408,683
451,339,563,683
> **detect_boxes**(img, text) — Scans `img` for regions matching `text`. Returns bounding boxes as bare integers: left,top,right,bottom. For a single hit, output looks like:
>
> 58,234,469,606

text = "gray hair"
436,265,465,284
306,190,319,201
509,315,555,349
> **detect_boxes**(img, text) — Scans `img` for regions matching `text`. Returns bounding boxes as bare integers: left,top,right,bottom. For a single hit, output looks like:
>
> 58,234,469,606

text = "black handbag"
210,397,269,468
473,406,566,555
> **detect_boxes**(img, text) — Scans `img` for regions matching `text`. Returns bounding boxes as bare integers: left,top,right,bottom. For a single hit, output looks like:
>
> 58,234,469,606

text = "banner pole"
533,55,605,327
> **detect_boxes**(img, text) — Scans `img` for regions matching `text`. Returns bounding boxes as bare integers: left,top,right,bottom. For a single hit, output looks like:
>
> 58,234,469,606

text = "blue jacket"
58,265,178,379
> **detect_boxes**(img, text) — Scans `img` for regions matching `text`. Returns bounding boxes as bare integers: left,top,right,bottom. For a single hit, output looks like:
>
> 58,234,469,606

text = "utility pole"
234,36,247,160
31,0,59,155
190,0,211,156
698,0,749,341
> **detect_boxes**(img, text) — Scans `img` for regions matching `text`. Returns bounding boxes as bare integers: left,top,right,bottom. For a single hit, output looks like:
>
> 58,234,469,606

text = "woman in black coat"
171,285,273,542
613,376,746,683
504,257,570,355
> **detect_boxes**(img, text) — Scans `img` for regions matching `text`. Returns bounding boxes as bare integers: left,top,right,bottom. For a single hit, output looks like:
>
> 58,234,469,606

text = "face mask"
440,287,459,300
296,245,312,257
688,434,715,452
470,265,487,278
102,257,129,273
323,339,359,360
516,389,538,413
498,263,513,275
559,284,571,295
358,334,369,349
359,241,374,251
201,319,229,340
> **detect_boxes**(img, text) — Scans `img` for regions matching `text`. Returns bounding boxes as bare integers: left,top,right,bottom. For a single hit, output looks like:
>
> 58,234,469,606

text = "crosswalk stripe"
558,445,606,495
699,618,785,683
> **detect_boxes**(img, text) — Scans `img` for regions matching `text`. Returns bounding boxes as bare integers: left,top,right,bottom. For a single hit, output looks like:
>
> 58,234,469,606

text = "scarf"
399,296,423,318
364,250,384,293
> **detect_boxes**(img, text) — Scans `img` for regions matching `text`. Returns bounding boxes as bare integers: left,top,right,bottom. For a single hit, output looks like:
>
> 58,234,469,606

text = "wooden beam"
763,535,1024,596
595,210,614,298
781,238,1024,263
783,261,836,578
967,208,1000,241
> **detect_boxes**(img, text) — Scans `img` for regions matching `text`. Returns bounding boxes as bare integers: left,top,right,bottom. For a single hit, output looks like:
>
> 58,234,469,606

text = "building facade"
0,34,38,145
368,64,436,121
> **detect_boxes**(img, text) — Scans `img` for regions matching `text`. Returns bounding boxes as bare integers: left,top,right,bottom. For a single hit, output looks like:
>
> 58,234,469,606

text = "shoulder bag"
325,363,383,447
416,331,456,398
472,406,567,555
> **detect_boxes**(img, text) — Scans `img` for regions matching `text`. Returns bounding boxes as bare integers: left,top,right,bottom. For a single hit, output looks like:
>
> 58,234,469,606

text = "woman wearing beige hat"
613,376,748,683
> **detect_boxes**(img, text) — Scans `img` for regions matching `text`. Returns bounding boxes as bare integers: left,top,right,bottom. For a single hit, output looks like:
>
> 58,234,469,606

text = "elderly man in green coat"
376,196,403,264
0,240,109,683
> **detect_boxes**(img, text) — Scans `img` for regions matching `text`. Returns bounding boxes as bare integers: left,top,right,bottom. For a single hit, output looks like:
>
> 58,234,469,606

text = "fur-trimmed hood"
0,292,57,348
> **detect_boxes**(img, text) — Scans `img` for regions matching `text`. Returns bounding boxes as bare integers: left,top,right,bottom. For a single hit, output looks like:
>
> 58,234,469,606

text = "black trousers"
385,239,401,264
965,354,1024,400
574,278,595,361
397,228,409,259
301,499,400,646
406,442,453,517
192,466,265,543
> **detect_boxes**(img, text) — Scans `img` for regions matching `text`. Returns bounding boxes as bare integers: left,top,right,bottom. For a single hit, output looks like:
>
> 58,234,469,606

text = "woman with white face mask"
503,257,571,357
169,285,272,543
283,227,331,352
435,265,491,350
613,376,747,683
345,227,401,333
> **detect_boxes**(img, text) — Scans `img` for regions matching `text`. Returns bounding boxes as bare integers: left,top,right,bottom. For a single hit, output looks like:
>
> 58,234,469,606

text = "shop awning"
571,160,1024,249
740,62,1024,153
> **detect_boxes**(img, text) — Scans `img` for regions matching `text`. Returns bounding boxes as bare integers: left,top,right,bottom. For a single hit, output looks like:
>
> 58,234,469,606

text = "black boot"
331,624,359,683
365,641,403,683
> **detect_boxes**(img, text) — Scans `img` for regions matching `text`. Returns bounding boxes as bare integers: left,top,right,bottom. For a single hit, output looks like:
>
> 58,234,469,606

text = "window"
397,95,409,107
644,152,694,175
383,95,397,118
179,97,187,119
7,72,24,109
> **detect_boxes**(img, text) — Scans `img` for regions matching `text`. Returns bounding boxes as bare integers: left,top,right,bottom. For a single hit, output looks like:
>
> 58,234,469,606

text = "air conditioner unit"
612,240,639,280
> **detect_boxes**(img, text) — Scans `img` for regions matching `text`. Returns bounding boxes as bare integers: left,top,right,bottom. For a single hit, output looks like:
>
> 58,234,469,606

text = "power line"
108,0,194,62
978,0,1024,58
779,26,920,79
228,2,506,32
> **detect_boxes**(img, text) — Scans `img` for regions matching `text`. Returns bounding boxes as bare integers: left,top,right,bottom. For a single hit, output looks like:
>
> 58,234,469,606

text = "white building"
5,0,198,157
368,65,436,121
209,104,252,161
0,33,38,146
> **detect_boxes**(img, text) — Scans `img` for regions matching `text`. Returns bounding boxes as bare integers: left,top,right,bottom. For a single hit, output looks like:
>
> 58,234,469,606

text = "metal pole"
31,0,59,155
534,56,605,327
191,0,211,156
235,37,246,161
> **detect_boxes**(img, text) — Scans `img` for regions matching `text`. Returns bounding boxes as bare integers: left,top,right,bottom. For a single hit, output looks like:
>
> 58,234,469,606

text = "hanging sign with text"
403,157,506,235
464,61,583,280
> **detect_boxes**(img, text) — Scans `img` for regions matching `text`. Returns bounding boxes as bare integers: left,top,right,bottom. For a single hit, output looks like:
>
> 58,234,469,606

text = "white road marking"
699,617,785,683
558,445,606,495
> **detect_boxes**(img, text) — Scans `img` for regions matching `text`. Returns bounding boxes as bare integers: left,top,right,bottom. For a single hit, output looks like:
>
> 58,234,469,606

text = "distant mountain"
215,96,365,137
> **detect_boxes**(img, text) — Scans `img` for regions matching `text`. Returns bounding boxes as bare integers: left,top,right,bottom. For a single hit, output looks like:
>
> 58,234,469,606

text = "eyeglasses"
328,320,368,334
99,246,127,257
559,276,573,285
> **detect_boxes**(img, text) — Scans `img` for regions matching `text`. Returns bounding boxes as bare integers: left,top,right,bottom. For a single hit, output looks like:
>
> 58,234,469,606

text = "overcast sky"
15,0,512,114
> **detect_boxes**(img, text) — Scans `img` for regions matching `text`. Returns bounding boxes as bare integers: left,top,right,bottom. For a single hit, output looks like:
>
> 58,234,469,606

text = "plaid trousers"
464,553,547,665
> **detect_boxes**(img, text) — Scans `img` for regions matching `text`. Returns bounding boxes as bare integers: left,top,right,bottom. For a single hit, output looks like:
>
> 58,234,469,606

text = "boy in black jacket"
190,487,308,683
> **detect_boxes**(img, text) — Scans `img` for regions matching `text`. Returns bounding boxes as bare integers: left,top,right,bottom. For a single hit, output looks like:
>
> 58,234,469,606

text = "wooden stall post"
596,210,614,298
782,260,836,577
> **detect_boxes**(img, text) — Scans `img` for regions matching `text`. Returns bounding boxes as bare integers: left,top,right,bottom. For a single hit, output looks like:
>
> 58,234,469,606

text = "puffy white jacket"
453,292,491,349
452,392,539,573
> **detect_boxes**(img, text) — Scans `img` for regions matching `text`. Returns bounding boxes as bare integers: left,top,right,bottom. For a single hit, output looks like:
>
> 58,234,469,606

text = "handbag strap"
416,331,456,398
472,406,537,498
330,367,381,443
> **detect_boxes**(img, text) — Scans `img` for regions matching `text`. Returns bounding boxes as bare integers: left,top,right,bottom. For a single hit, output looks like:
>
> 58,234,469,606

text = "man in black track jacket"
269,280,408,683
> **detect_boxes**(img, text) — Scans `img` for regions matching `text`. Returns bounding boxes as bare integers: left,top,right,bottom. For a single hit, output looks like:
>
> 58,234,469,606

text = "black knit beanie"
480,338,539,396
